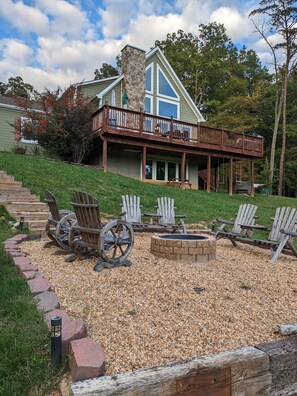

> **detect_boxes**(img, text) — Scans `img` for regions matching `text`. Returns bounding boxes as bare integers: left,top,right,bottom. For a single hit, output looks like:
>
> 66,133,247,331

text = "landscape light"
51,316,62,368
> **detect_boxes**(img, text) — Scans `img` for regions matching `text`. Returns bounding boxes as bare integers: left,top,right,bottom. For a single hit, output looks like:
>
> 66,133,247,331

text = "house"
79,45,263,195
0,95,39,152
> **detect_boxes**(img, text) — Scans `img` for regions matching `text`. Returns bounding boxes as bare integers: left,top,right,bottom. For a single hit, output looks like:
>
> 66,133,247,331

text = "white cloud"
0,0,275,92
0,0,49,35
210,7,254,42
0,39,33,63
36,0,91,39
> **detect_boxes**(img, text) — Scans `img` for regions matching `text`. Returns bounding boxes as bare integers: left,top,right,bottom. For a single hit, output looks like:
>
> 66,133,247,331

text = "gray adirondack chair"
121,195,142,224
157,197,186,233
216,204,258,246
238,206,297,263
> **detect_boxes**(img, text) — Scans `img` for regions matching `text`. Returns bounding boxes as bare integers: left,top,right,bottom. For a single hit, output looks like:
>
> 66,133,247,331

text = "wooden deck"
92,105,264,158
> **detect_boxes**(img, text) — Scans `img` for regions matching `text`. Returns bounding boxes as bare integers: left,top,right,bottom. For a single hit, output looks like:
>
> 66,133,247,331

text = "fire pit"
151,233,216,262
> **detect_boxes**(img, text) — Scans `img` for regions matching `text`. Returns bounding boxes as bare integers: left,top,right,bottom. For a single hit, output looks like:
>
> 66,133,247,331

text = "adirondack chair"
121,195,142,224
237,206,297,263
44,189,76,251
68,191,134,267
215,204,258,246
156,197,186,233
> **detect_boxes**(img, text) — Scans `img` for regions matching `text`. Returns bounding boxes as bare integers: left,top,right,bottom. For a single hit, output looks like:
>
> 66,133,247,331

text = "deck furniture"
216,204,258,246
238,206,297,263
44,189,76,251
155,197,186,233
68,191,134,268
121,195,142,225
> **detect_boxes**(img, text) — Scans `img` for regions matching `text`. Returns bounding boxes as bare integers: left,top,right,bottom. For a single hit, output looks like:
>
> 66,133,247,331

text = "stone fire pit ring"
151,233,216,262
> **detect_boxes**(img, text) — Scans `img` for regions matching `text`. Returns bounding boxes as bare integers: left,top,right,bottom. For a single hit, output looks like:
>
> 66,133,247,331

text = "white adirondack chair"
157,197,186,232
121,195,142,224
238,207,297,262
216,204,258,246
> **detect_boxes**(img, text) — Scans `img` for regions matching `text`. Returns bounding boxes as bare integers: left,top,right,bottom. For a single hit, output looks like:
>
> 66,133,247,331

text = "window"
157,161,165,180
144,96,153,131
158,68,178,99
168,162,176,180
158,100,178,119
146,160,153,179
20,117,38,144
145,65,153,93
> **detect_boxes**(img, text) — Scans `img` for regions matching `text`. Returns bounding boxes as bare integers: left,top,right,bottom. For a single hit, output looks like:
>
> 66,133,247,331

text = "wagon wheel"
99,220,134,264
55,212,77,251
45,218,57,243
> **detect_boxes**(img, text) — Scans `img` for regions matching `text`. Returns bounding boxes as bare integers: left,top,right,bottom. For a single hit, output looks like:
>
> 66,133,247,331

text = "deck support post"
102,139,107,173
181,152,186,187
215,165,219,192
228,158,233,196
207,155,211,193
142,146,147,181
250,160,255,197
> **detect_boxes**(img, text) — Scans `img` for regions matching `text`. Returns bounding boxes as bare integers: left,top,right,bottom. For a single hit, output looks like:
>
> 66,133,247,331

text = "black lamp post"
19,216,25,230
51,316,62,368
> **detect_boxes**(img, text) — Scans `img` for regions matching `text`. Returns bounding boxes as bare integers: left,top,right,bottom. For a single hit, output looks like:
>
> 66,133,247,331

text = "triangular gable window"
158,67,178,99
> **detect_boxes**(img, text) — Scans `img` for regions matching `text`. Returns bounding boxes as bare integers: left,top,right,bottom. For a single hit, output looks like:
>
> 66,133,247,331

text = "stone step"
0,194,40,203
10,211,49,220
0,184,26,191
0,174,15,180
6,202,49,212
0,178,22,185
26,219,47,228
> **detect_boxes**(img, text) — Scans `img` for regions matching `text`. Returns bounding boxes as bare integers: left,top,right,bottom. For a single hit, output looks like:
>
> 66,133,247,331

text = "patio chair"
44,189,76,251
215,204,258,246
121,195,142,225
237,206,297,263
68,191,134,267
156,196,186,233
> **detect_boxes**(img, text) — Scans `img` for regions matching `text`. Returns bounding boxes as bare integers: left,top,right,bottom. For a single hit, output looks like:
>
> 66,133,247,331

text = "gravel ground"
21,234,297,376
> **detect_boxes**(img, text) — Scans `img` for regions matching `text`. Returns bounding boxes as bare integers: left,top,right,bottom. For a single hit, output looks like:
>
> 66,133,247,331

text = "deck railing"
92,105,264,157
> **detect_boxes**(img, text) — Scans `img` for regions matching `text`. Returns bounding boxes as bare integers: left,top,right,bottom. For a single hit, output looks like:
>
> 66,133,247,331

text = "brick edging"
3,234,105,383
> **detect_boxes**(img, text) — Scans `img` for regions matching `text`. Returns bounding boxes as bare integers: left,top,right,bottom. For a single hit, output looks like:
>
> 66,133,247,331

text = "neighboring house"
0,95,39,152
79,45,263,195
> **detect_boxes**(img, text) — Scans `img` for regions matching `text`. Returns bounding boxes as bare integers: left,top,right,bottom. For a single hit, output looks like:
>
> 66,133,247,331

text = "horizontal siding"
102,83,122,107
80,80,116,100
0,107,23,150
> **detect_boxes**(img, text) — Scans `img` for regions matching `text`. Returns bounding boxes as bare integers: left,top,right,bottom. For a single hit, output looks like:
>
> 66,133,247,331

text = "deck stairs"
0,170,49,236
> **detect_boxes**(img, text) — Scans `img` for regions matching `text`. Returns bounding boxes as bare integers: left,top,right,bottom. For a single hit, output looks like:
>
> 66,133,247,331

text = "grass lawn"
0,206,64,395
0,152,296,228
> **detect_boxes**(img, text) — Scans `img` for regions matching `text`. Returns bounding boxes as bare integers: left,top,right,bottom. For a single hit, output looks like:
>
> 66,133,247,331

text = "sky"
0,0,273,92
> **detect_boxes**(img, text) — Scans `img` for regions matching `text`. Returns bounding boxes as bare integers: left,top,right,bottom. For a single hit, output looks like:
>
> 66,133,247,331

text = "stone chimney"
121,45,146,112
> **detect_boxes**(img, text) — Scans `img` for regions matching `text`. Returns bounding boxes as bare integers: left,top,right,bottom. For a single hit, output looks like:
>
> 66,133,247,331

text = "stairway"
0,170,49,236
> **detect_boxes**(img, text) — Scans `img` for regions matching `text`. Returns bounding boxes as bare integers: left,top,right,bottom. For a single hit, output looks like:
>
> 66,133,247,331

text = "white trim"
76,76,119,87
96,75,124,101
157,97,180,120
145,63,154,94
0,103,43,113
146,47,205,122
156,64,179,101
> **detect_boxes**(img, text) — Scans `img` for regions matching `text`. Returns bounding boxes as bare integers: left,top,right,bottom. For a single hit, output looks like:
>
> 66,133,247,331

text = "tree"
14,86,95,163
94,55,121,79
0,76,38,98
250,0,297,195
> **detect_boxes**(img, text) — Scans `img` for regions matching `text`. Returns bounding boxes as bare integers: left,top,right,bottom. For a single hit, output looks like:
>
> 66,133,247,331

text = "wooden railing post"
197,123,201,146
103,105,109,132
139,112,144,136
